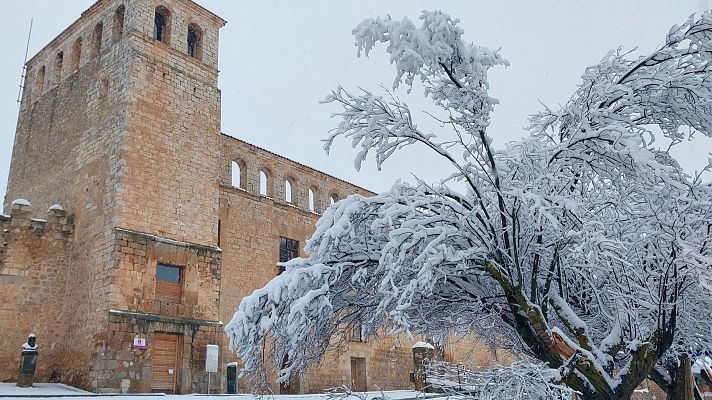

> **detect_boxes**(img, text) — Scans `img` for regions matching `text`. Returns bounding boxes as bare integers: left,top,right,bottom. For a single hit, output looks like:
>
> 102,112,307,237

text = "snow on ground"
0,382,89,395
0,385,438,400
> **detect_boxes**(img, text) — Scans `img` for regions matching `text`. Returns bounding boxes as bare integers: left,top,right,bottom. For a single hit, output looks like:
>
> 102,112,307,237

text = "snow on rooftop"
412,341,435,350
11,198,31,207
48,204,64,211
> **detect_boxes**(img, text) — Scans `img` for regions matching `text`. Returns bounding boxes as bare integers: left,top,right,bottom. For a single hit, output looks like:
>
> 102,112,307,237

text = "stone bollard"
17,334,38,388
412,342,435,392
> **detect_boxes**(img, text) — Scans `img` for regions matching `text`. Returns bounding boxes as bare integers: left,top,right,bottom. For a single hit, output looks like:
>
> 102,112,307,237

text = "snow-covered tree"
226,11,712,400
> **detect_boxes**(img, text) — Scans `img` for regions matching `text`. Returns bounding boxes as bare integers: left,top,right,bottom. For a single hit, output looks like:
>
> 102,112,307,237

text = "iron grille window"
278,237,299,274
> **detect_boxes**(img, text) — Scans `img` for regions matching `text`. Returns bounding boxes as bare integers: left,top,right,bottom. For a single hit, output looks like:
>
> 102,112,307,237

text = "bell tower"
6,0,226,247
2,0,226,390
114,0,226,247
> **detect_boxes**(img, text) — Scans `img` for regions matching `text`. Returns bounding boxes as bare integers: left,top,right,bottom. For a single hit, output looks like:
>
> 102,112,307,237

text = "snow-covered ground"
0,382,89,395
0,384,436,400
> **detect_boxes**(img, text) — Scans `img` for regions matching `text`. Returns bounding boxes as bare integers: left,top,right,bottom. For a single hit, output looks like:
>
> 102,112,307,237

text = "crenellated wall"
0,201,74,383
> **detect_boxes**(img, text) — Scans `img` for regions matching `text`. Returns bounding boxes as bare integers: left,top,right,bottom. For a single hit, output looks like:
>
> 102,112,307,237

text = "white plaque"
206,344,219,373
133,337,147,349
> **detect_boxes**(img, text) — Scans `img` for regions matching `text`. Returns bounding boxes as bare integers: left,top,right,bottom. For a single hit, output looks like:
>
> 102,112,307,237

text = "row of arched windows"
231,161,340,213
31,4,204,100
32,5,123,98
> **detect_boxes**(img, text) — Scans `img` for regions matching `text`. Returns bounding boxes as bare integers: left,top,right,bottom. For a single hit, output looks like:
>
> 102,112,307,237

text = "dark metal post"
226,363,237,394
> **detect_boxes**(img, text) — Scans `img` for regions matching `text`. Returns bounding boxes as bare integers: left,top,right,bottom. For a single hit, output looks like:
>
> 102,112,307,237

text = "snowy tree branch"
228,10,712,400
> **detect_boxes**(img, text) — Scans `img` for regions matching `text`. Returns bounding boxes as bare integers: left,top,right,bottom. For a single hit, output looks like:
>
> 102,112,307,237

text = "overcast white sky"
1,0,710,210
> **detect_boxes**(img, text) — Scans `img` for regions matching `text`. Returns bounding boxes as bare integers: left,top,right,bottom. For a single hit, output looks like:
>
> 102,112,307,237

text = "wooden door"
350,357,367,392
151,333,180,394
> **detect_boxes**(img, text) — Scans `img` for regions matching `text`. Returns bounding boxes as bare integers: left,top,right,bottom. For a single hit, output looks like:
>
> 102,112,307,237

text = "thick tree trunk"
673,354,693,400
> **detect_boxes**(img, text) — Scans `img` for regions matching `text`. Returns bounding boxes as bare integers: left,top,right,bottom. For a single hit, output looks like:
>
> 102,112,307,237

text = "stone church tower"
3,0,227,392
1,0,499,394
6,0,224,247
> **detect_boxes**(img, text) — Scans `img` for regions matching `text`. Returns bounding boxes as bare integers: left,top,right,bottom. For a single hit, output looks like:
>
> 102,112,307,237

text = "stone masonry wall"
220,135,372,213
127,0,224,70
0,202,73,383
217,139,406,393
109,228,222,323
300,335,415,392
5,0,129,218
217,135,504,393
3,0,138,389
217,149,396,393
89,227,222,393
2,0,226,391
114,0,225,248
99,312,221,394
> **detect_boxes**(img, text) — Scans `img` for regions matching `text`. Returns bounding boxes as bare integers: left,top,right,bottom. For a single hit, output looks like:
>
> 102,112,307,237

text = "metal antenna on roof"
17,18,34,105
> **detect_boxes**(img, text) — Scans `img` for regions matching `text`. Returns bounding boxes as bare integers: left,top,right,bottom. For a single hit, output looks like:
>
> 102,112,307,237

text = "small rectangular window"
351,322,365,342
156,263,182,303
157,263,181,283
279,237,299,262
278,237,299,274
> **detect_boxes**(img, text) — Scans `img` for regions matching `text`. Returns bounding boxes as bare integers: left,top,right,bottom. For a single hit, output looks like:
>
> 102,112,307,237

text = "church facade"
0,0,498,394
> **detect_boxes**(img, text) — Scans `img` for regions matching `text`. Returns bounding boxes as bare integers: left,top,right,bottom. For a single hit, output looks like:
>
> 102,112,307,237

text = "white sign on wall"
206,344,219,373
133,337,147,350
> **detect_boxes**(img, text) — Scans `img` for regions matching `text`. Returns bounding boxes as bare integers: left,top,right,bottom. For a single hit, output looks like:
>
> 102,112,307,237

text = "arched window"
259,170,269,196
330,194,337,205
36,66,45,95
91,23,103,58
187,23,202,59
53,52,64,85
231,161,242,188
112,5,125,43
284,179,293,203
70,37,82,72
308,188,316,212
154,6,171,44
